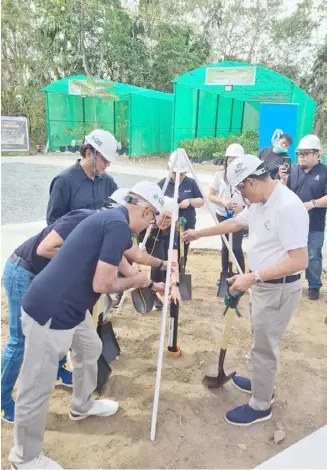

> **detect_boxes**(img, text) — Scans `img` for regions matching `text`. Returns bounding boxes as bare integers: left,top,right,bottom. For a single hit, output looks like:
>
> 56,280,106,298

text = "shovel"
202,305,236,388
217,231,234,299
92,295,121,394
131,286,155,314
179,228,192,301
203,283,244,389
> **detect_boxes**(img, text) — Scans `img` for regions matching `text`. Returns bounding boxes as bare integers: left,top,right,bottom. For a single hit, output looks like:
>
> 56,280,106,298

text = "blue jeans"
1,259,67,406
306,231,325,290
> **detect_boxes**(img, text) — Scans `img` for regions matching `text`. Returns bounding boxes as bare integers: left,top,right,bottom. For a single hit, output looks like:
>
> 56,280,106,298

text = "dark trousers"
145,236,189,283
217,214,245,273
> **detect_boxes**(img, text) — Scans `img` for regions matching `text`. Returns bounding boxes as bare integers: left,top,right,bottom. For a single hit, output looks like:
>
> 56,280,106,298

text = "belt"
10,253,36,275
264,274,301,284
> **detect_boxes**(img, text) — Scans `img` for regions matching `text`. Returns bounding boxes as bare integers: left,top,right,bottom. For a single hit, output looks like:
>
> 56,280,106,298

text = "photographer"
279,134,327,300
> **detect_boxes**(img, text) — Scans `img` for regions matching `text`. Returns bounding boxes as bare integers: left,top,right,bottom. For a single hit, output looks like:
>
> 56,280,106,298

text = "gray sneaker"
10,453,62,469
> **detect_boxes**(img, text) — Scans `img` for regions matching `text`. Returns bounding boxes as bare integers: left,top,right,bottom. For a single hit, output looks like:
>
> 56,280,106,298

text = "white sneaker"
69,399,119,421
10,453,63,469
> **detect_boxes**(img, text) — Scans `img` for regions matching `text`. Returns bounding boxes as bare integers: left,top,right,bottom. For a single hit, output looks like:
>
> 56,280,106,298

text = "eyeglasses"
296,150,315,157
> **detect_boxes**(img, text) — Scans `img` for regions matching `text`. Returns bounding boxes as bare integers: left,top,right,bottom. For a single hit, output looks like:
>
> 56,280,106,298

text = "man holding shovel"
184,155,309,426
9,182,165,470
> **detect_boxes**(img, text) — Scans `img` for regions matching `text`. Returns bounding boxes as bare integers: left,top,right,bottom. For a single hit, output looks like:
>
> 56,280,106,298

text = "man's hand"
278,166,289,185
231,203,243,214
179,199,190,209
183,229,200,243
224,199,233,210
160,260,168,271
304,201,315,211
227,273,255,292
152,282,165,296
170,285,181,304
132,272,151,289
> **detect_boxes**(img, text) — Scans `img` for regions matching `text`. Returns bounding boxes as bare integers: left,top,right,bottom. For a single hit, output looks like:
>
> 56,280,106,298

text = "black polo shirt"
22,207,132,330
287,162,327,232
46,160,118,225
15,209,95,275
158,176,202,230
259,146,289,180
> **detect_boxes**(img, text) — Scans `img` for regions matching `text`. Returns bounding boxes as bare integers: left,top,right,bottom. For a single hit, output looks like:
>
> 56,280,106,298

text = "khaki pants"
249,279,302,411
9,310,102,465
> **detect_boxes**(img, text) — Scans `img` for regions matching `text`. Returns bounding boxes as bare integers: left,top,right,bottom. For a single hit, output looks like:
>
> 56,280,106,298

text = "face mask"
275,145,287,154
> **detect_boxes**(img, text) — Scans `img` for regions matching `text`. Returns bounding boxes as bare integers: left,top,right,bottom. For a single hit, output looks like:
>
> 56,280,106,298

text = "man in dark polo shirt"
280,134,327,300
259,133,293,180
9,181,165,470
1,209,94,424
158,151,204,268
46,129,118,225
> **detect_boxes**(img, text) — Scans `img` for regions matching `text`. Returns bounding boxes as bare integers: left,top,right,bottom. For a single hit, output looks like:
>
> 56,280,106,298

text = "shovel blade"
131,287,155,314
180,273,192,301
202,370,236,389
96,355,112,394
97,319,120,365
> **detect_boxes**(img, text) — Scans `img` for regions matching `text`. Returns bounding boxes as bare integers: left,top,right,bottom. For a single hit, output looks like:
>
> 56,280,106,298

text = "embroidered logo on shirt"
314,175,320,181
264,220,271,231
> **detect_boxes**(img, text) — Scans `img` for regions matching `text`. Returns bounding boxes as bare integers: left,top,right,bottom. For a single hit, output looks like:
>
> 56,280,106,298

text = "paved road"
1,156,326,273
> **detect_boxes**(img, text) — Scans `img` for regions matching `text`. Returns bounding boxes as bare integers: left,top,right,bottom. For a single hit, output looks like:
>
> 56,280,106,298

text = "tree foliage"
1,0,326,151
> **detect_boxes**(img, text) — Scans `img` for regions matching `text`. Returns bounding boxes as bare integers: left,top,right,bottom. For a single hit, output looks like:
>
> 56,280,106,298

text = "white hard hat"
227,155,267,190
110,188,129,205
84,129,117,162
168,151,189,173
129,181,165,215
225,143,245,158
163,196,177,213
297,135,321,151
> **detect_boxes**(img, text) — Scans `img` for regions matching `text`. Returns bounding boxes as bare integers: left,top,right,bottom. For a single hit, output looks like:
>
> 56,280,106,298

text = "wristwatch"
148,280,154,289
254,271,263,284
188,198,193,206
311,199,316,207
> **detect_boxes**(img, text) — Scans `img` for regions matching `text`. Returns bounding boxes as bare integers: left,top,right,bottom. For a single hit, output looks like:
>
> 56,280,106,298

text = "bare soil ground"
1,251,327,469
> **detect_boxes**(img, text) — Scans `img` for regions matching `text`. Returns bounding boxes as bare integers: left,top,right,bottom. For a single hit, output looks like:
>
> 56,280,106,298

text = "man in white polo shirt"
184,155,309,426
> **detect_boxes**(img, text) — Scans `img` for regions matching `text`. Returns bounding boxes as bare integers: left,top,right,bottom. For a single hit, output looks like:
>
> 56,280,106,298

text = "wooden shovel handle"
220,307,235,350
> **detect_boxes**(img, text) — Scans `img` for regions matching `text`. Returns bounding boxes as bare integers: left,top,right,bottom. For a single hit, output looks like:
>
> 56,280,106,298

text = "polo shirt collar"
74,159,103,181
117,205,130,223
263,181,281,208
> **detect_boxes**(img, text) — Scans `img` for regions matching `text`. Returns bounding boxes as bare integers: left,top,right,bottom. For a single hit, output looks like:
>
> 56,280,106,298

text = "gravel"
1,162,156,225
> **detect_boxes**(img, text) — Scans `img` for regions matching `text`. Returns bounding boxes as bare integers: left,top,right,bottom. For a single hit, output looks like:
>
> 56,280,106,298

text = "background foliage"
2,0,327,152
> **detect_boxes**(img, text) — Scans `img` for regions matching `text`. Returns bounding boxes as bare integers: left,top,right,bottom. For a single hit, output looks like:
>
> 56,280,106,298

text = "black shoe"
153,294,163,311
308,289,320,301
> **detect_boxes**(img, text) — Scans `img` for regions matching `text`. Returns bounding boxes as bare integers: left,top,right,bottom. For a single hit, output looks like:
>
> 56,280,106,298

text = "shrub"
180,129,259,163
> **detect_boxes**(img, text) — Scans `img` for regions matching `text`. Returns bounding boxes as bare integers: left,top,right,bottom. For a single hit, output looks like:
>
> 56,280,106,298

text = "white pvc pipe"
181,149,244,275
150,149,180,441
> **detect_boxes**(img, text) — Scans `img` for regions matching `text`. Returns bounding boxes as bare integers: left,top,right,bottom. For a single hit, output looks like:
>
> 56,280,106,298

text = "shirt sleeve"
278,203,309,251
99,222,132,266
235,207,249,227
53,211,88,241
46,176,71,225
210,172,220,191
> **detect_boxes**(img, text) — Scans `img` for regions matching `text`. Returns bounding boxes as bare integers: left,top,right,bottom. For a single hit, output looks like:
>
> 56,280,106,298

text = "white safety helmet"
168,151,189,173
129,181,165,215
84,129,117,162
110,188,129,205
225,143,245,158
227,155,267,190
297,135,321,151
163,196,177,214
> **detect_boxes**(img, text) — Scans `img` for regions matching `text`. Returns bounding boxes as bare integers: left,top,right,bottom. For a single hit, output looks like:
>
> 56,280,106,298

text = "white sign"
205,66,256,86
1,116,29,152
